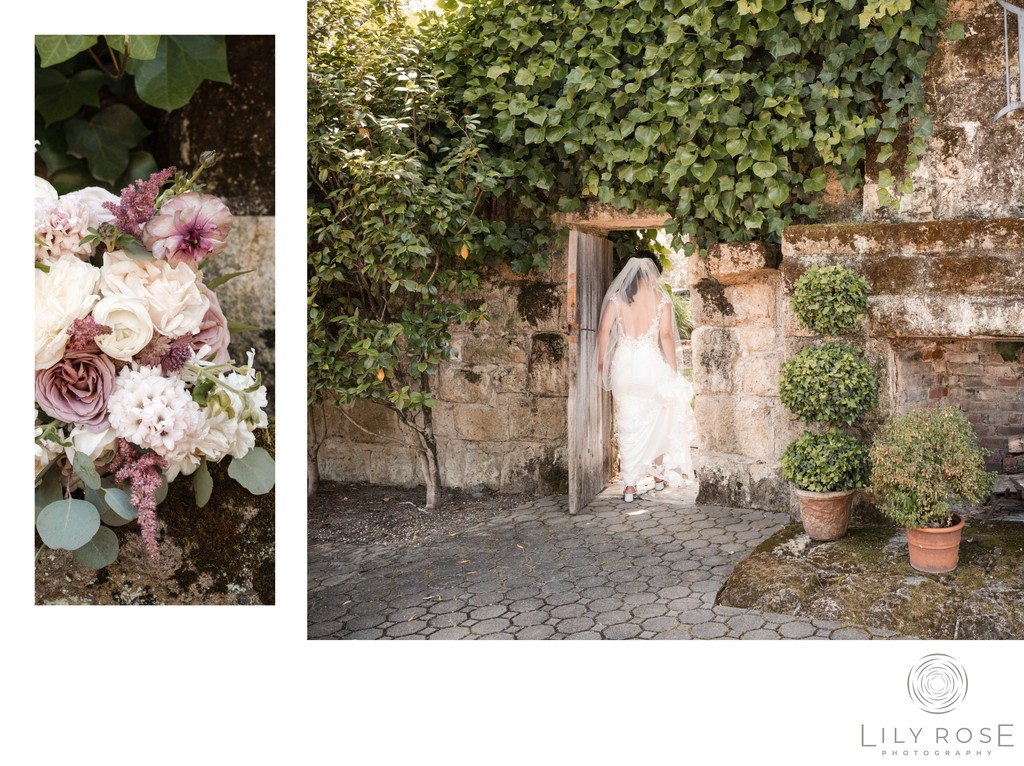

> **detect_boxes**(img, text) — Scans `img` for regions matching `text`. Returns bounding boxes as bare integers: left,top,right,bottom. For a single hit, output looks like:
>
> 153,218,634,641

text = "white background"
8,3,1022,763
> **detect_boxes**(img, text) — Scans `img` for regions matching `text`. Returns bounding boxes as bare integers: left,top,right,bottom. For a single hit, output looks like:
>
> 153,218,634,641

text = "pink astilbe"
109,439,168,561
134,334,196,374
66,316,113,352
103,167,177,239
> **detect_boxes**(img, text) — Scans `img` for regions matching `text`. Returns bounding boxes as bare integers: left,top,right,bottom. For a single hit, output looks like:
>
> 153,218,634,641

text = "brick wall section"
893,339,1024,471
316,253,571,493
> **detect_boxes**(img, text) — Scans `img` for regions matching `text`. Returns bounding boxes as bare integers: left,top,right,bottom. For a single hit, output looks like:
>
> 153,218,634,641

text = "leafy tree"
308,0,510,507
35,35,231,192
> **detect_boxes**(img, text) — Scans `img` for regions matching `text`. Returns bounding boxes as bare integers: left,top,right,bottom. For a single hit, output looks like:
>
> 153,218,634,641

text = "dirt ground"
307,481,537,548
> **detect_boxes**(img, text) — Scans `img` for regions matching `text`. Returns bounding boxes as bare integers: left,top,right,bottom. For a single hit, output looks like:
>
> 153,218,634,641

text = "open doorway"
565,220,697,514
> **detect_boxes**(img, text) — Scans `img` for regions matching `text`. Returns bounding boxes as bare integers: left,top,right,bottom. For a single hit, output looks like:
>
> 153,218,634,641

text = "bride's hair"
624,249,663,303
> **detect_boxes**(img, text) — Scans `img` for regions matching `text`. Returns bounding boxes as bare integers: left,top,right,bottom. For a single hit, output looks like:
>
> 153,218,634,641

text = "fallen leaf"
466,571,477,575
458,560,470,564
516,544,525,549
407,616,415,622
460,243,469,260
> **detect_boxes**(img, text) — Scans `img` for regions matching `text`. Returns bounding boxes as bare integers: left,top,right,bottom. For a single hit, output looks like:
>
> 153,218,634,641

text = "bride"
596,251,696,502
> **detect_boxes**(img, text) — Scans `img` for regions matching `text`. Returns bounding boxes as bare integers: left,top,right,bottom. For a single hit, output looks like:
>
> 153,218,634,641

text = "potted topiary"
781,428,871,540
779,265,875,541
870,405,996,573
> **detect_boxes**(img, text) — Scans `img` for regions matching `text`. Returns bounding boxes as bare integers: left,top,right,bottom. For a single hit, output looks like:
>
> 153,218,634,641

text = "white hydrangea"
107,365,203,463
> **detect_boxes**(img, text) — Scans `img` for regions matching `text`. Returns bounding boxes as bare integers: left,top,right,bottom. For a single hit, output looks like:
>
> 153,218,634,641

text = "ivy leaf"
35,35,98,67
944,21,965,41
194,459,213,508
753,161,778,178
227,447,276,495
128,35,231,111
65,104,151,185
104,35,162,61
73,527,119,569
35,68,105,126
36,499,101,551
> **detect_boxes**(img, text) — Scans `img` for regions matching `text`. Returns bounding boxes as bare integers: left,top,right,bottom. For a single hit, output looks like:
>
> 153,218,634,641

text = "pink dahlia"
142,191,233,266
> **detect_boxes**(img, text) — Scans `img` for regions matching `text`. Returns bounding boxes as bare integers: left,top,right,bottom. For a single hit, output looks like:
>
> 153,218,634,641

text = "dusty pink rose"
142,191,233,265
35,349,116,430
191,286,232,363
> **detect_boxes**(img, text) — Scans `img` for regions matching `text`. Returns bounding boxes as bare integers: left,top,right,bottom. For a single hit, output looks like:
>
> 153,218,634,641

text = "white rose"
35,255,102,369
92,294,155,361
64,425,119,469
34,177,58,216
100,250,210,338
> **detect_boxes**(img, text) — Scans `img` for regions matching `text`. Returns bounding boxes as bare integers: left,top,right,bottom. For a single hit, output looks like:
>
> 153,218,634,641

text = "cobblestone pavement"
308,481,900,640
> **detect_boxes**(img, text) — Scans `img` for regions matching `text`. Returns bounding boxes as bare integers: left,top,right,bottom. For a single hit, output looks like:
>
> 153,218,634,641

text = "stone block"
368,446,421,487
528,333,569,396
456,335,529,365
321,399,406,444
455,406,509,441
439,441,502,490
494,364,528,394
703,242,780,285
505,395,568,442
438,366,494,405
736,327,779,353
739,352,782,397
515,283,565,331
318,440,372,483
691,327,739,395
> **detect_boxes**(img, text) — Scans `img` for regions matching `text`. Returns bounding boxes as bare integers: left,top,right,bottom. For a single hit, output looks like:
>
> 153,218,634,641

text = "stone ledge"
782,217,1024,258
688,242,780,286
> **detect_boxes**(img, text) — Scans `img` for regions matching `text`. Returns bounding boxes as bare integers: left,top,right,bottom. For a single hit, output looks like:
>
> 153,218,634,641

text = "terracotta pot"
795,488,854,541
905,515,965,574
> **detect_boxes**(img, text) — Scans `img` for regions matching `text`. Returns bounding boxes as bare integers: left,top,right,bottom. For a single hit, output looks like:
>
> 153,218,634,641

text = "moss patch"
718,521,1024,638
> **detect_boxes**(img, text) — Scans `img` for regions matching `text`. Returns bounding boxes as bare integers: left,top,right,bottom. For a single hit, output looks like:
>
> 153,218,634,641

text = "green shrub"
870,405,996,528
781,428,870,493
791,265,870,336
671,290,693,340
779,342,877,425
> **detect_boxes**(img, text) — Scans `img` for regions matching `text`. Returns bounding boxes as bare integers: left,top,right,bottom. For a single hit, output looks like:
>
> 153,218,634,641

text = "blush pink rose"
35,349,116,430
191,286,232,363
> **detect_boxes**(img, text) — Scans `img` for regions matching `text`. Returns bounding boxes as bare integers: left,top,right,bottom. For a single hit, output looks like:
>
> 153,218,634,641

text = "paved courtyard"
307,480,901,640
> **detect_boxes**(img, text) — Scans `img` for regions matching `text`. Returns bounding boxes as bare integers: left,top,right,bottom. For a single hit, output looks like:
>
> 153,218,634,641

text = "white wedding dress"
598,257,696,489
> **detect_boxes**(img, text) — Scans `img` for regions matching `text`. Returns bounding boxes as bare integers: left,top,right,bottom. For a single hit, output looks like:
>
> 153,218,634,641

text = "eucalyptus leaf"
35,466,64,516
204,269,255,291
194,460,213,508
227,447,276,495
72,451,102,491
73,527,120,569
104,488,139,521
36,499,101,551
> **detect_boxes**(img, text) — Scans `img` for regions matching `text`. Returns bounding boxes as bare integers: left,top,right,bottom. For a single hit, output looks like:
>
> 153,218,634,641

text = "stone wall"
316,256,571,494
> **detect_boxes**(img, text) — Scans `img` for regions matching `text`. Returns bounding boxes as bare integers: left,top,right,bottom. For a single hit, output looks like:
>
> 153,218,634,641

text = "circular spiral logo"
907,654,968,714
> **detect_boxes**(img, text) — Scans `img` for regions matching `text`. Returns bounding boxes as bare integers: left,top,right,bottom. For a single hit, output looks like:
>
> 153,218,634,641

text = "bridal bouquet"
34,154,275,568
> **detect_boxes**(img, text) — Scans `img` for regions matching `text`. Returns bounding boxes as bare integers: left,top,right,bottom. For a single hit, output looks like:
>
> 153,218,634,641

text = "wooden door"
567,230,614,514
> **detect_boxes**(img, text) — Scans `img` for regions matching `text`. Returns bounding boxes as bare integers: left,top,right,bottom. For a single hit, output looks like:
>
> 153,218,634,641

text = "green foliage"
790,265,870,336
870,405,996,528
36,498,101,551
35,34,231,191
671,290,693,340
308,0,507,430
227,447,276,495
781,427,870,492
73,527,120,569
426,0,950,262
779,341,877,425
